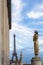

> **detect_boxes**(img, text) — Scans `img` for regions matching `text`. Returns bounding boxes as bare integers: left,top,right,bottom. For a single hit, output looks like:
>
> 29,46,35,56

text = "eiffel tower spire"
10,34,18,65
14,34,16,54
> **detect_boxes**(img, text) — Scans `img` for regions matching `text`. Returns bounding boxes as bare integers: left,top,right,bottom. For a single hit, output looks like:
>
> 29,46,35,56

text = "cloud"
27,11,43,19
12,0,22,23
10,44,24,51
12,0,22,10
26,4,43,19
10,22,43,51
12,23,32,35
27,21,43,27
12,0,25,23
10,2,43,52
10,22,33,50
16,44,24,50
10,45,13,51
39,49,43,53
34,4,43,11
39,37,43,45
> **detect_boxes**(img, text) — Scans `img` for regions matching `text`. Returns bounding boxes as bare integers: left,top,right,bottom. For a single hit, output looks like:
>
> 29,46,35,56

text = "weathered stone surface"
0,0,9,65
31,57,42,65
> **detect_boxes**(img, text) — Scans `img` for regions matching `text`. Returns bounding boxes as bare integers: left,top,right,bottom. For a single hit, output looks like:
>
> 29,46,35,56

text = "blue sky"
10,0,43,61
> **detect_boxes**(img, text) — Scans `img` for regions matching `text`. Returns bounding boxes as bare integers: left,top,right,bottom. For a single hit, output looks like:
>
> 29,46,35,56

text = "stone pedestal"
31,57,42,65
20,62,23,65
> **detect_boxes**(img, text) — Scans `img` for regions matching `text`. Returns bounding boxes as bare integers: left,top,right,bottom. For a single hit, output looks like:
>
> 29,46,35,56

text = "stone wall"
0,0,9,65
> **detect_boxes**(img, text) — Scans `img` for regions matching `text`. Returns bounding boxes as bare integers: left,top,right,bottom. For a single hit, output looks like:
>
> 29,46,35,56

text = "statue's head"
33,30,39,41
34,30,38,35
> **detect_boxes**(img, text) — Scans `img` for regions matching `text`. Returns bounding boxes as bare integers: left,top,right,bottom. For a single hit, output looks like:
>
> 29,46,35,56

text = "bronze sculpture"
31,31,42,65
33,31,39,56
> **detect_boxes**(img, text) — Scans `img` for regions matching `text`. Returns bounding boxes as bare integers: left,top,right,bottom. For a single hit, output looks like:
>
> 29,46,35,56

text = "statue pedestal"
31,57,42,65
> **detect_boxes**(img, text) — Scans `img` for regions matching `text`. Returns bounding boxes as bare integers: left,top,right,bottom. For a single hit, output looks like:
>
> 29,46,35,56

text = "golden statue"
33,31,39,56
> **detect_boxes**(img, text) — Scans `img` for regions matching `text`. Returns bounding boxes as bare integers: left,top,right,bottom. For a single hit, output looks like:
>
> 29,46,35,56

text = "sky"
10,0,43,62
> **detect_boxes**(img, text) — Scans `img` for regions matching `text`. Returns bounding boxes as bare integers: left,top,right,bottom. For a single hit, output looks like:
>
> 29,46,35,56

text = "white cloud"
39,49,43,53
12,22,33,36
34,4,43,11
10,22,33,50
10,44,23,51
12,0,22,22
39,37,43,45
10,22,43,51
12,0,25,23
12,0,22,9
39,4,43,9
27,11,43,19
16,39,22,43
23,49,34,54
10,2,43,51
16,44,24,50
38,22,43,25
10,45,13,51
28,21,43,25
27,4,43,19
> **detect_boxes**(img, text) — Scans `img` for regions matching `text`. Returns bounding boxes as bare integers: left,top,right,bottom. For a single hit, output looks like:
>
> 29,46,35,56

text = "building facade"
0,0,11,65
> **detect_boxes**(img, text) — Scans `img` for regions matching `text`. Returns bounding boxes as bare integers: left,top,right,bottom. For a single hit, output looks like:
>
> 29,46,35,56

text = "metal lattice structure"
10,34,18,65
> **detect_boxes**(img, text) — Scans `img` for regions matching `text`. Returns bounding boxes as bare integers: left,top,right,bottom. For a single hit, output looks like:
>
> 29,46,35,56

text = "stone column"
0,0,2,65
0,0,10,65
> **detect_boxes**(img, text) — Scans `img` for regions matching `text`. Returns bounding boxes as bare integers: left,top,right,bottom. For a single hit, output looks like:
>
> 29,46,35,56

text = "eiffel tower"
10,34,18,65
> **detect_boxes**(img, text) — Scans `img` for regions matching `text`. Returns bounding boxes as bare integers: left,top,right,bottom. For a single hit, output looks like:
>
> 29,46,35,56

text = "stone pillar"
0,0,2,65
0,0,9,65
